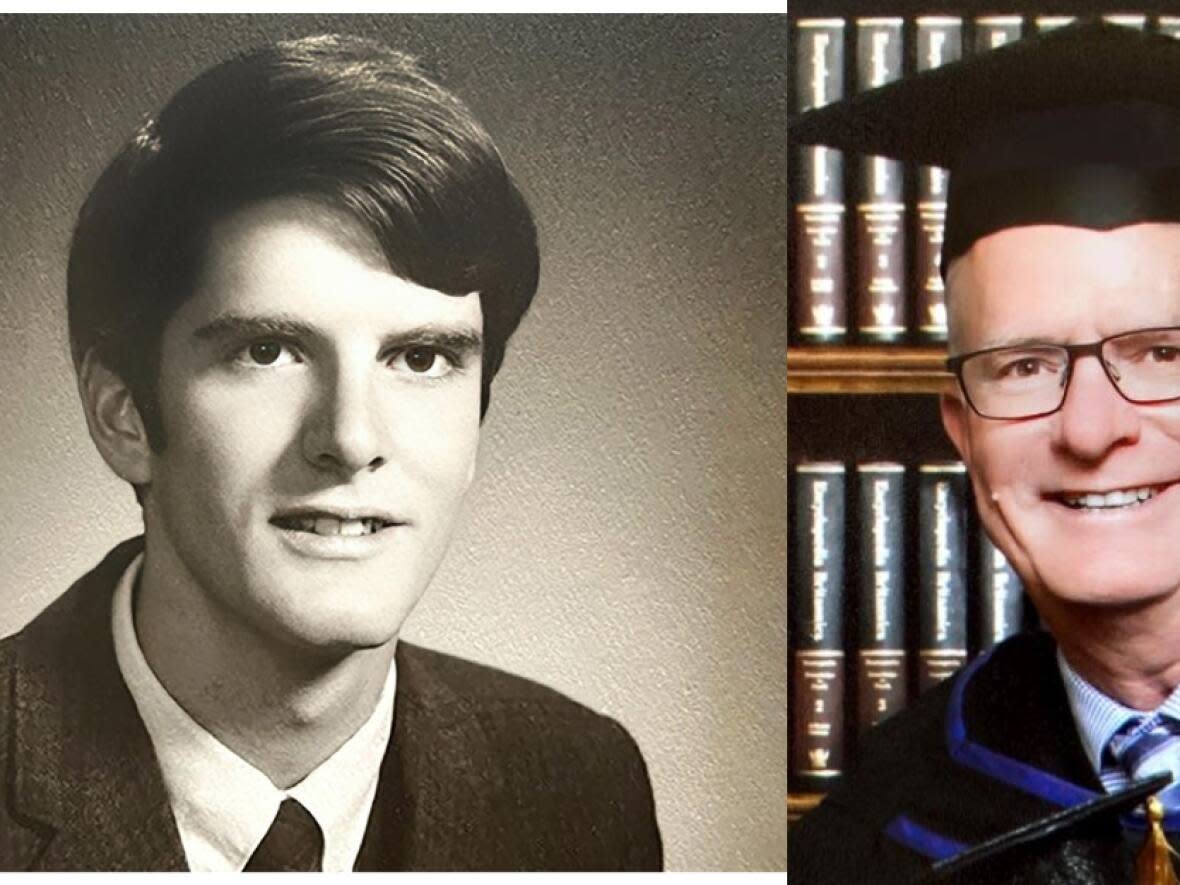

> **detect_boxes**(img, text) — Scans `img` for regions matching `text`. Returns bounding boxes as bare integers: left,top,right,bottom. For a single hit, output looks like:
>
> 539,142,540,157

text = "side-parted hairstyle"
68,34,540,450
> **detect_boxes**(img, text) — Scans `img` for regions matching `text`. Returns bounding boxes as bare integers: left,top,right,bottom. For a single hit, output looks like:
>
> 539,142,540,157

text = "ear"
77,350,153,486
940,389,973,468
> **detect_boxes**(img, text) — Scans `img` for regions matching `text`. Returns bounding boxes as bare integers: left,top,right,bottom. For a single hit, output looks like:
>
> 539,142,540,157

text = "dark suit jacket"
791,631,1165,884
0,538,663,871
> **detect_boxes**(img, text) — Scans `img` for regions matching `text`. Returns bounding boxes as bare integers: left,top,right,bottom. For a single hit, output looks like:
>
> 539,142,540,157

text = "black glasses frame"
945,325,1180,420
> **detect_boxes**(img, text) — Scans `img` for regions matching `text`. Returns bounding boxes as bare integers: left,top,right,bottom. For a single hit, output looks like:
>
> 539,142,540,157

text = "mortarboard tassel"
1137,796,1180,885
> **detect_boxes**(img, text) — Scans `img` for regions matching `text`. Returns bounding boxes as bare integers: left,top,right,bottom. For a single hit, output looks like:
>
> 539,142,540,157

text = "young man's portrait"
0,15,787,872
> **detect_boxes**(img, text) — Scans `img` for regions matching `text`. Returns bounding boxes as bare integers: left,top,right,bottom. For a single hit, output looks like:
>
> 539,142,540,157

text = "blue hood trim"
884,814,967,861
948,649,1180,831
946,649,1101,808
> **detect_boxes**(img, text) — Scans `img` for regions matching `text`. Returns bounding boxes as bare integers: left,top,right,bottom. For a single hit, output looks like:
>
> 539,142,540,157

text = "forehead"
946,222,1180,351
174,196,480,336
197,197,388,290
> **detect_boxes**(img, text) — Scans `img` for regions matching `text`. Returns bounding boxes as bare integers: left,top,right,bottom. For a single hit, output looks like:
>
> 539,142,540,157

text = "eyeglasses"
947,326,1180,420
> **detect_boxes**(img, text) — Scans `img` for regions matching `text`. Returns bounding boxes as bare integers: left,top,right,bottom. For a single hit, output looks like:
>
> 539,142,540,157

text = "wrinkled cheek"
970,467,1030,568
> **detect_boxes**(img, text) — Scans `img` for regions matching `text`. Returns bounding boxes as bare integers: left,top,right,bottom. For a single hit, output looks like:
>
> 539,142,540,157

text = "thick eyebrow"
193,314,316,343
191,313,483,354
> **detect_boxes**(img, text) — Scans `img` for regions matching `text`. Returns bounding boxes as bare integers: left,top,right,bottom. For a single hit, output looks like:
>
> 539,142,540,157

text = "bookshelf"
788,379,958,824
786,345,952,395
786,3,961,822
788,793,824,823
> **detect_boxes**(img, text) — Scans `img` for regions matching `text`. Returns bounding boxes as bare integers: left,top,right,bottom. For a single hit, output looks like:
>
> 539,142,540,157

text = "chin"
1036,561,1180,611
247,583,416,658
269,618,402,660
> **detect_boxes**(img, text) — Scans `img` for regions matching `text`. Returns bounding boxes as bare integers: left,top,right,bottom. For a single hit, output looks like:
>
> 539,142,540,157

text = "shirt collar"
110,552,397,871
1058,647,1180,773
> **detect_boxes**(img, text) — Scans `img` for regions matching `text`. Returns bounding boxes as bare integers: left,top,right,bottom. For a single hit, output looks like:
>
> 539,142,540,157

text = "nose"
1049,352,1141,462
301,362,388,475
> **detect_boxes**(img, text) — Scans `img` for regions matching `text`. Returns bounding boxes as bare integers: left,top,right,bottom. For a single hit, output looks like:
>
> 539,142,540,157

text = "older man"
791,20,1180,883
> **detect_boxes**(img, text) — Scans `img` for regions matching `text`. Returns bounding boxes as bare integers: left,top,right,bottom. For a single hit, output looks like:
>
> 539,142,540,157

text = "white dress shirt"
111,553,398,871
1058,648,1180,793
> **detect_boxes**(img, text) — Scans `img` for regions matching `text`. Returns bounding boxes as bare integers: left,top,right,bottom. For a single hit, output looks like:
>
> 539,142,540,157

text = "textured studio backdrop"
0,14,787,871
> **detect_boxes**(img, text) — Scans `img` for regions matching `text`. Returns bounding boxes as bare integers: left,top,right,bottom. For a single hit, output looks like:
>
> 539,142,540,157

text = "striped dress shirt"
1058,648,1180,794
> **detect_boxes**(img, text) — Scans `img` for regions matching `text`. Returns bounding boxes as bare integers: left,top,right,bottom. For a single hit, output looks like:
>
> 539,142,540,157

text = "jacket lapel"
8,538,186,871
6,543,509,871
356,642,503,871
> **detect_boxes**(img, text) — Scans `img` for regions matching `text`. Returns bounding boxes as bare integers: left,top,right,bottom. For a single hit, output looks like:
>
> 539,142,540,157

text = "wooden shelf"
787,347,953,822
788,792,826,822
787,345,954,395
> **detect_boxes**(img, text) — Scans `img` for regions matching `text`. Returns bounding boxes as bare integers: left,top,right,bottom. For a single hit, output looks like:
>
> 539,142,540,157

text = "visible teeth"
1062,486,1157,509
285,516,383,536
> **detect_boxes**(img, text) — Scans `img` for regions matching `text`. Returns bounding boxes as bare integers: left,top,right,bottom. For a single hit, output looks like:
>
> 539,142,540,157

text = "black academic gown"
790,631,1177,884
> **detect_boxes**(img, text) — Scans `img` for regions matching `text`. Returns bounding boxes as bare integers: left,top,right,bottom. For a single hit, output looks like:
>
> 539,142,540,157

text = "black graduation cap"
789,19,1180,272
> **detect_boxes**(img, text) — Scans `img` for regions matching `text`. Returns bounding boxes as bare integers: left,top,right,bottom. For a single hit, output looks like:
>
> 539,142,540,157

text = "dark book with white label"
1160,16,1180,39
972,15,1023,53
791,462,846,787
914,17,961,342
854,17,905,341
793,18,847,342
918,462,968,692
1035,15,1076,33
978,533,1025,651
855,462,906,731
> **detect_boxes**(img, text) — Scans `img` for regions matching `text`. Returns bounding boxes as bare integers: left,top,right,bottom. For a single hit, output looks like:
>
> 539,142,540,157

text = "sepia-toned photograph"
0,14,787,872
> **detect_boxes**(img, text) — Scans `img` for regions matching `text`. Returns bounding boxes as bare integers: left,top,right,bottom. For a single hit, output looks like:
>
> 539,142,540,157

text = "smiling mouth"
1057,485,1162,511
270,514,399,536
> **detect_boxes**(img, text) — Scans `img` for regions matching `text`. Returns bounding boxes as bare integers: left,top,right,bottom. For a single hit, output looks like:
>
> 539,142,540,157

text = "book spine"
854,18,906,342
1158,16,1180,38
914,18,962,342
791,463,846,784
1035,16,1076,33
978,534,1024,651
918,463,968,692
855,463,906,731
1103,14,1146,30
794,19,848,342
972,15,1022,52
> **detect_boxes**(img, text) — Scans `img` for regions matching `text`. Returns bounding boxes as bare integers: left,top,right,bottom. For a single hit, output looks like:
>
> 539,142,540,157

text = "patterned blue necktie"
1110,714,1180,812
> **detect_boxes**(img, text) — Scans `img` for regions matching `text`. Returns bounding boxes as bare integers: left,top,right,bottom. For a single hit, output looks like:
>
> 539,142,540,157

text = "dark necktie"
243,798,324,872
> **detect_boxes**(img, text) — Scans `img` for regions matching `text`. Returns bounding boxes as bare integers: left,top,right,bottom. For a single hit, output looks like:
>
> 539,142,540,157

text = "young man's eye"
391,345,455,377
236,339,299,367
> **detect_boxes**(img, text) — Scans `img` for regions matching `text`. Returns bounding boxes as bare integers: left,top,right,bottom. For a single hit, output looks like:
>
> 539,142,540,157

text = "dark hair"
68,34,539,449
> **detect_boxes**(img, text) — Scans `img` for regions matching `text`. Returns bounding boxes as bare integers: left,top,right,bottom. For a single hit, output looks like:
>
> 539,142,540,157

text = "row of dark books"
788,460,1038,793
789,12,1180,345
